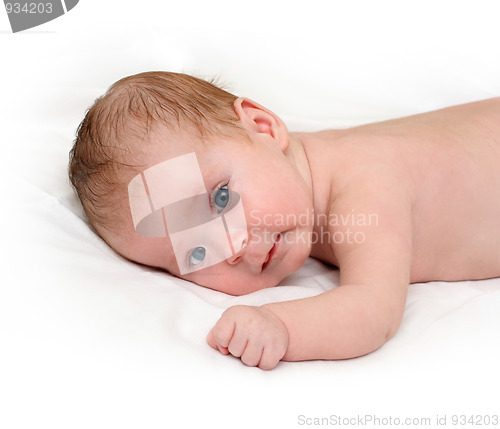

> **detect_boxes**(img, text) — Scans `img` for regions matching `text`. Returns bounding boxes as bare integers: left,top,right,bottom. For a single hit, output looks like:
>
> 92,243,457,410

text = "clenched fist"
207,305,289,370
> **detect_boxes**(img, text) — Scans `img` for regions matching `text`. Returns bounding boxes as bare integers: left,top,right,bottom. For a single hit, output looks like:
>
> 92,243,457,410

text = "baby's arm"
208,182,413,368
264,230,411,362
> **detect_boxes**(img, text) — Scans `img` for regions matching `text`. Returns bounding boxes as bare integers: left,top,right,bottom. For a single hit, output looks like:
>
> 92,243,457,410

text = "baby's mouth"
262,233,281,271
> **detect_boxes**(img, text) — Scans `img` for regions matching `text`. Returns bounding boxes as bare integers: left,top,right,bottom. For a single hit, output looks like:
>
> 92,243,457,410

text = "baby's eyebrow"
200,165,222,189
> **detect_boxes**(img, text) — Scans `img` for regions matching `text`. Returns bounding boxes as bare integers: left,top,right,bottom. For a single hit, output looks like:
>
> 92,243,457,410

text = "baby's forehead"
141,134,229,183
147,122,206,150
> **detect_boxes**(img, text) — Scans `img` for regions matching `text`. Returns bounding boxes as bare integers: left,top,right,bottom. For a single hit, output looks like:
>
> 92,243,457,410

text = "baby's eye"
189,246,206,266
212,185,230,213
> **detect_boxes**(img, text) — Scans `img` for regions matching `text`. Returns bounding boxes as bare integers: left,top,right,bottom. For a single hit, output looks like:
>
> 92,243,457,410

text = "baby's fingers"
217,345,230,355
206,330,230,355
257,346,282,370
240,342,264,368
256,336,288,370
206,329,217,349
207,317,236,354
227,324,249,358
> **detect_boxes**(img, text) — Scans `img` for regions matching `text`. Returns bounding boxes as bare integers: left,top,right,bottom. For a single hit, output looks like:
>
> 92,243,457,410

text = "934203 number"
452,415,499,426
5,2,54,14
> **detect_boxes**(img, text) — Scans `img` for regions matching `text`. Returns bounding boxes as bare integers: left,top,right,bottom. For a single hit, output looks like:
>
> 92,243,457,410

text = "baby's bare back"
315,97,500,283
407,98,500,281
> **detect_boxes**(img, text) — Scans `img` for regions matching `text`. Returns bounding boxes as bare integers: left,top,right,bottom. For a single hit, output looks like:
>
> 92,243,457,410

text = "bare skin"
206,97,500,369
115,96,500,370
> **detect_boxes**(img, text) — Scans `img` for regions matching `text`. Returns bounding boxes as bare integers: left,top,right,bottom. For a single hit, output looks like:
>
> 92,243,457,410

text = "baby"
69,71,500,370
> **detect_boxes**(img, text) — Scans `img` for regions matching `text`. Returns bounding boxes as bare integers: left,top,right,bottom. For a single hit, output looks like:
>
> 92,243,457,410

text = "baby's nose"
226,237,248,265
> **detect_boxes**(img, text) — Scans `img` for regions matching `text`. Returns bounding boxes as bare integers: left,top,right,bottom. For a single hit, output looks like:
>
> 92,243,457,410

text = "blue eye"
189,247,206,266
213,185,229,213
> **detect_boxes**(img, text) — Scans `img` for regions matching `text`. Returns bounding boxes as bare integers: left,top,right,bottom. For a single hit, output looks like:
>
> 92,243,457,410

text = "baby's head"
69,71,314,295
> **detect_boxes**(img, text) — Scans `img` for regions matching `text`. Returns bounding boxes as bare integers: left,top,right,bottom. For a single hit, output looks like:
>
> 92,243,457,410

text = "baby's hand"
207,305,289,370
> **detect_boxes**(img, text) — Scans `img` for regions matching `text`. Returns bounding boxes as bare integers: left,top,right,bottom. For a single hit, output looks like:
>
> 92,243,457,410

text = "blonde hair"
68,71,245,241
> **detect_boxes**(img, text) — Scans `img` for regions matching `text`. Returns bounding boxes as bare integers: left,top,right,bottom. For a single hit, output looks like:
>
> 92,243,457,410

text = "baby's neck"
285,133,314,198
288,129,353,262
288,129,345,214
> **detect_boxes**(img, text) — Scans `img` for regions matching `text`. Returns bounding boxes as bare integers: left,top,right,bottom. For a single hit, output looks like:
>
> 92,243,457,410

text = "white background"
1,1,500,428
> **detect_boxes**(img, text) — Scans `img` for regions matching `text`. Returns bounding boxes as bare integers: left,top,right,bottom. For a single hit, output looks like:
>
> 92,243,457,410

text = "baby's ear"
233,98,289,152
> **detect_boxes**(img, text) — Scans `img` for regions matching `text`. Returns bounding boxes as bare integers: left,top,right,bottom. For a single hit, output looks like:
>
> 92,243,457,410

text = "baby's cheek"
285,234,311,271
185,270,241,294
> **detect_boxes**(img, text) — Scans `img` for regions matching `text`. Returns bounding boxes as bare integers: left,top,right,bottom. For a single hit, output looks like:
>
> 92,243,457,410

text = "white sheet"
2,1,500,428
